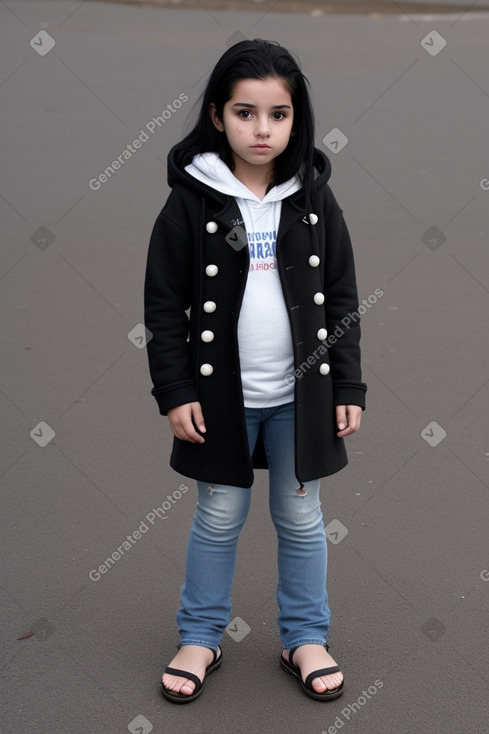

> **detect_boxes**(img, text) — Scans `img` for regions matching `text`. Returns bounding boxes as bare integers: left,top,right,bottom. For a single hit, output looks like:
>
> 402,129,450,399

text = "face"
209,77,295,170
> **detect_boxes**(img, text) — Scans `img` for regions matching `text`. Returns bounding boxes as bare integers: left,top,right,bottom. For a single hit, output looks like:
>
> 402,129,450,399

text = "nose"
255,115,271,137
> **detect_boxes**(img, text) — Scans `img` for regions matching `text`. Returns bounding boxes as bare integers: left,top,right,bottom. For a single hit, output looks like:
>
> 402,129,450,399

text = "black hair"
171,38,317,208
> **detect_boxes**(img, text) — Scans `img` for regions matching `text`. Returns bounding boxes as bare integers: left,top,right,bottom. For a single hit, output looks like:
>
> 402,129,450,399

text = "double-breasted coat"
144,146,367,488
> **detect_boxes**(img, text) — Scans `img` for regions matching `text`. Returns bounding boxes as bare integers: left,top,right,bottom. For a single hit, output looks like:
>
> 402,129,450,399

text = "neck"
231,154,275,193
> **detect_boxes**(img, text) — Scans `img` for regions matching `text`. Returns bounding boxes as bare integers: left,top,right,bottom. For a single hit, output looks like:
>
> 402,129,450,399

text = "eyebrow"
231,103,291,109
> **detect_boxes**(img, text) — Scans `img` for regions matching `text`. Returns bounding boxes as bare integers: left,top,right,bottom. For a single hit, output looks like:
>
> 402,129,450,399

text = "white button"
205,264,218,277
309,213,319,225
203,301,216,313
319,363,330,375
201,330,214,343
200,363,213,376
206,221,218,233
309,255,320,267
317,328,328,341
314,292,325,305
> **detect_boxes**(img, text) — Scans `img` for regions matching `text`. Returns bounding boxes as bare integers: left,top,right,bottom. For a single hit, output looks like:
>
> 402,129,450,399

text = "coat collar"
168,146,332,226
201,179,307,236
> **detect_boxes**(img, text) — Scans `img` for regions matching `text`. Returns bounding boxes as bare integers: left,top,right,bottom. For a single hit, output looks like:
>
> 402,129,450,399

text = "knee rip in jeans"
207,485,227,496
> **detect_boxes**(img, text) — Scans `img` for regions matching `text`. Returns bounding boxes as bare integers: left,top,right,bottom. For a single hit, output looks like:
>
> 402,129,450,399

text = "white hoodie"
185,152,303,408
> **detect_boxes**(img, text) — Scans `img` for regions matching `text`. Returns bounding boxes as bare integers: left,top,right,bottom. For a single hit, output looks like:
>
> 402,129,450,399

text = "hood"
184,152,303,204
167,144,332,205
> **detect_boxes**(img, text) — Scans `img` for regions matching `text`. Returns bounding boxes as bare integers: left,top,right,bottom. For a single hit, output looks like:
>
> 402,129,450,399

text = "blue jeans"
176,401,330,652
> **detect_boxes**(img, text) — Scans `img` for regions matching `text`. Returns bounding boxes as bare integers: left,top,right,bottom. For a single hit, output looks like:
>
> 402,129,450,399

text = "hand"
336,405,362,438
167,402,206,443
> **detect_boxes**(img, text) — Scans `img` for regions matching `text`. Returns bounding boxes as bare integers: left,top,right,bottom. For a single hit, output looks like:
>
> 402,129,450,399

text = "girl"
144,38,366,703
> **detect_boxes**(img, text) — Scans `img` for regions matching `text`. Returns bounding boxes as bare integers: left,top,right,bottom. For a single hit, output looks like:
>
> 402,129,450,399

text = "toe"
162,674,195,695
322,672,343,691
179,680,196,695
312,676,327,693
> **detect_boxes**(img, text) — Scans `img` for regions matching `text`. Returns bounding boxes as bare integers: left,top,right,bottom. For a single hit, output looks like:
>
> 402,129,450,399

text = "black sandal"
161,646,222,703
280,643,344,701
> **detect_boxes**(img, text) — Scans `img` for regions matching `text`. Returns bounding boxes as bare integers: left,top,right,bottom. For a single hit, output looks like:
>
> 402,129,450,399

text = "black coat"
144,147,367,487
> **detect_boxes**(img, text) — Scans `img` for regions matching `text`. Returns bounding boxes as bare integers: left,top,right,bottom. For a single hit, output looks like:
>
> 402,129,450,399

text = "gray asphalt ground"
73,0,489,15
1,1,489,733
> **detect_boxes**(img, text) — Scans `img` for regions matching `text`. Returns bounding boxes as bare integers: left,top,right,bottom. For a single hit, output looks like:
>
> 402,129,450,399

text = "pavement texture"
1,1,489,733
64,0,489,15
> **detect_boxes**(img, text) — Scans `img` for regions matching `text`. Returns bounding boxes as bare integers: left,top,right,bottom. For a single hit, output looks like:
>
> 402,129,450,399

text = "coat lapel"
212,197,245,232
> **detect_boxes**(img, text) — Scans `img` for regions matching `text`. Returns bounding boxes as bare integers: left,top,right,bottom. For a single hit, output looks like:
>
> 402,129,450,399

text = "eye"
237,110,252,119
272,111,286,120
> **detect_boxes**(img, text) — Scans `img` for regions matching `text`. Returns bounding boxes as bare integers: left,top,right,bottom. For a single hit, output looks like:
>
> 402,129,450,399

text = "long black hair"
171,38,317,209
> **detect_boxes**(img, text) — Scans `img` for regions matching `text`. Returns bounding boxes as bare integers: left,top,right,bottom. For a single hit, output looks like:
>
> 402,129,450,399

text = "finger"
337,425,355,438
182,423,206,443
168,407,205,443
336,405,347,432
173,423,204,443
346,406,362,432
176,414,205,443
191,402,206,434
348,414,362,432
336,405,362,438
337,407,362,437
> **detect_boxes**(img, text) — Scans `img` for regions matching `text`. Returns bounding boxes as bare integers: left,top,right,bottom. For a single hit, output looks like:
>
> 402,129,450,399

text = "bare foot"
162,645,218,696
282,644,344,694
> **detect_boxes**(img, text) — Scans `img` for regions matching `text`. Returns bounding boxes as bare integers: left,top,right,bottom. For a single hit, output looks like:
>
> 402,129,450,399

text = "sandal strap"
210,646,221,666
304,665,340,689
164,667,202,692
288,647,299,666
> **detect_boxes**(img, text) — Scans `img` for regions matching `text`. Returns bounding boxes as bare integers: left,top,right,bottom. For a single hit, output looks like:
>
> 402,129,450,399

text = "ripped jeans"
176,401,331,652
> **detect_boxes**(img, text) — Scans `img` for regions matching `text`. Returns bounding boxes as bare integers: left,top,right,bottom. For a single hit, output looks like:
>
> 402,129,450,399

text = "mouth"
251,144,271,149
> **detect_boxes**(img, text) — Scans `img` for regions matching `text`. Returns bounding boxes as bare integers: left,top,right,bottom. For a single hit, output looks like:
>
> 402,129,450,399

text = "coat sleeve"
143,199,199,415
323,207,367,410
